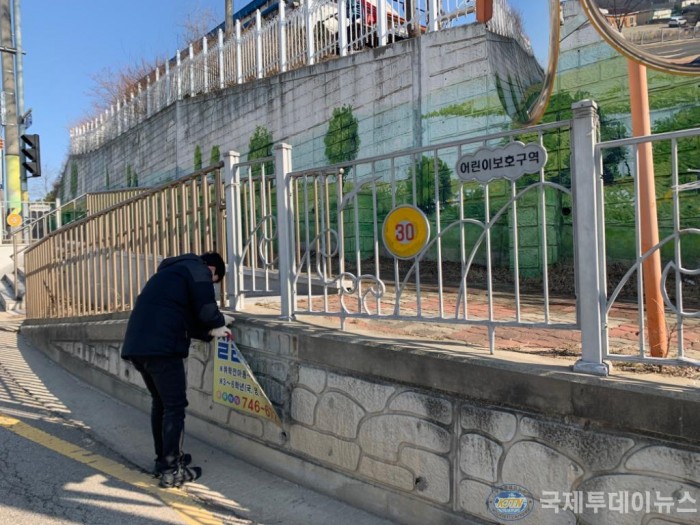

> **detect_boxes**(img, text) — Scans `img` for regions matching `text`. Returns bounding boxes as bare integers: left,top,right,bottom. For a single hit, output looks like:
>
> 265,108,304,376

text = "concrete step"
0,269,25,312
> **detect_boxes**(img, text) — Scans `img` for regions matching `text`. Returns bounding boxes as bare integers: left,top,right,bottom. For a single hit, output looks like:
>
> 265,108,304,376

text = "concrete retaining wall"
20,314,700,524
64,23,499,197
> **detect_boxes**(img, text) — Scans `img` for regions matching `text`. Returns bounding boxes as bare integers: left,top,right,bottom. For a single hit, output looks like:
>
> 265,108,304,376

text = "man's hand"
222,313,235,327
209,326,232,339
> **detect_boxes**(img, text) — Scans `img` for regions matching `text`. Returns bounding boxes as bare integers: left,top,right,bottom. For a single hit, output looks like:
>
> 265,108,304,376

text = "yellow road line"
0,413,221,525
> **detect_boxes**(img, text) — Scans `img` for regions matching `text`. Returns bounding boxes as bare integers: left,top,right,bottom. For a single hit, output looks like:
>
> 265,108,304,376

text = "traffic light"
21,133,41,177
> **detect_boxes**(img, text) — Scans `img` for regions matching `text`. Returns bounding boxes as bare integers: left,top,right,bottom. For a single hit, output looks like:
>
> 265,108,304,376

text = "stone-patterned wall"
285,363,700,525
26,318,700,525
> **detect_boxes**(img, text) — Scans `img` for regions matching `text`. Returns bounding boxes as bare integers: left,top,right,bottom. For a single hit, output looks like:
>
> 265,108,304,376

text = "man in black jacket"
121,252,233,488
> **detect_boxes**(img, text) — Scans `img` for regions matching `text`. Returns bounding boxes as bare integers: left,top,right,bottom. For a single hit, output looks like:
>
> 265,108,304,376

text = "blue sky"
21,0,225,198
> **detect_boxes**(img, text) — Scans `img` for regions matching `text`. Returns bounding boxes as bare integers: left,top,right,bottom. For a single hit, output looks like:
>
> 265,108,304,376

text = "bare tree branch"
83,6,216,116
177,7,217,50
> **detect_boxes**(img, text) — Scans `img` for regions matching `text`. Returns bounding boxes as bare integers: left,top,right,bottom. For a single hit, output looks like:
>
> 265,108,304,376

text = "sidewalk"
2,295,698,524
0,312,395,525
247,291,700,385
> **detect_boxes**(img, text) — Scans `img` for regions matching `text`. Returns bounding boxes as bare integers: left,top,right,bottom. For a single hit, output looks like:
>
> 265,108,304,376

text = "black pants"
131,356,188,472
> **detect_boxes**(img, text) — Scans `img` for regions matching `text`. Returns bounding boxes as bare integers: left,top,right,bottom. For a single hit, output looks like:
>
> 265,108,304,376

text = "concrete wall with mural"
58,0,700,268
60,21,497,197
21,315,700,524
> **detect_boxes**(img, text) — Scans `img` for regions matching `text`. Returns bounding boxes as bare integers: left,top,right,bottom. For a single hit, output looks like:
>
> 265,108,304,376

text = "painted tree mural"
248,126,274,177
324,105,360,177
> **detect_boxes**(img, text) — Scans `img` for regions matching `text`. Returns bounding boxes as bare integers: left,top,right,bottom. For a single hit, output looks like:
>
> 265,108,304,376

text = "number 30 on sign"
382,205,430,259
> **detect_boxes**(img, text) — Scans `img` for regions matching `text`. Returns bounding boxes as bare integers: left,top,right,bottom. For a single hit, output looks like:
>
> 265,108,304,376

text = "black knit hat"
200,252,226,280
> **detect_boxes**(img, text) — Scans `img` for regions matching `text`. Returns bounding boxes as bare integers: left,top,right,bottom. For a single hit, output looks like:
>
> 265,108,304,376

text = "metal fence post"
338,0,348,57
188,43,195,95
304,0,315,66
235,21,243,84
225,151,244,310
154,67,160,113
165,60,171,105
274,143,295,320
428,0,439,33
255,10,263,79
145,79,150,118
218,28,225,90
202,36,209,93
279,1,288,73
176,50,182,100
55,198,62,230
129,93,135,129
571,100,609,376
116,100,122,135
376,0,387,47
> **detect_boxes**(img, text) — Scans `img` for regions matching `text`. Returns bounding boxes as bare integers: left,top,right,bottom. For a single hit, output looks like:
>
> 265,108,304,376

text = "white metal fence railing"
270,121,580,346
23,165,226,319
224,152,279,309
1,190,150,246
25,101,700,375
70,0,477,155
623,26,700,47
263,101,697,375
1,201,56,244
596,127,700,368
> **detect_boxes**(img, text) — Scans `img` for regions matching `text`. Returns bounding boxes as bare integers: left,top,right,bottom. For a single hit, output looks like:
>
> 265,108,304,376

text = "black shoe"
152,453,192,478
159,465,202,489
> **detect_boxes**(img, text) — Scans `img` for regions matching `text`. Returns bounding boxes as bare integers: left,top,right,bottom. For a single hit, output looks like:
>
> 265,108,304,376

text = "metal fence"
275,126,576,337
1,201,55,244
597,128,700,368
23,166,225,318
623,25,700,46
224,152,279,307
1,190,149,246
69,0,477,155
24,101,700,375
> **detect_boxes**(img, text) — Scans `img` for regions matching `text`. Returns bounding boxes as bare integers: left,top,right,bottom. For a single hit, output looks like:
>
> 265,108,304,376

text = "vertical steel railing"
23,164,225,319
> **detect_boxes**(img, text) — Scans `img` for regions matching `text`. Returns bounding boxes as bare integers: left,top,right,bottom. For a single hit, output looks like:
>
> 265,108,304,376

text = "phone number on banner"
216,390,276,418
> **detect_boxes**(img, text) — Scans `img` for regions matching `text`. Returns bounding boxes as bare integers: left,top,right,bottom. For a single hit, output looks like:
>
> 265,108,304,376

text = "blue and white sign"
456,142,547,183
487,484,535,521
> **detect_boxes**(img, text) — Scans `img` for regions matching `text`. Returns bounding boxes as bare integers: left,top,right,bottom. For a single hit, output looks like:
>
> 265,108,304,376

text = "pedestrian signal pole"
0,0,21,227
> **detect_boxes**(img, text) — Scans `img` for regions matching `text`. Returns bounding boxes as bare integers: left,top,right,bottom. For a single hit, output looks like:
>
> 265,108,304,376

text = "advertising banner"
213,338,282,428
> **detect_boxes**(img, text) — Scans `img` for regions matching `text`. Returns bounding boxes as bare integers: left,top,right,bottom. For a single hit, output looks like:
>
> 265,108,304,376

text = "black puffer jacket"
121,254,226,359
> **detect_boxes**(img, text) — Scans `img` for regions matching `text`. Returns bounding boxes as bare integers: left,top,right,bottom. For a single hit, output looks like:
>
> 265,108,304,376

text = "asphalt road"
0,316,244,525
0,314,395,525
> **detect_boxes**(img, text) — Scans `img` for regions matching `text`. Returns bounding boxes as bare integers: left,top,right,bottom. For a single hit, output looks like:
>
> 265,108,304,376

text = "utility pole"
225,0,233,40
0,0,21,227
13,0,26,201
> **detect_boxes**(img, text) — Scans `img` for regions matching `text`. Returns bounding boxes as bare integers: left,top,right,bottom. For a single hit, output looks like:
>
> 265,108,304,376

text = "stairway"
0,269,25,312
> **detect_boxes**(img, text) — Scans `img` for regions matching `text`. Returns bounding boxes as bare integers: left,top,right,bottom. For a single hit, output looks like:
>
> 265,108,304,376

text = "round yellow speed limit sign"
6,213,22,228
382,205,430,259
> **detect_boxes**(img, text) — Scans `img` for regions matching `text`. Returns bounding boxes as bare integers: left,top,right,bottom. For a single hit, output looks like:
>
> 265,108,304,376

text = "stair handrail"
7,194,90,301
